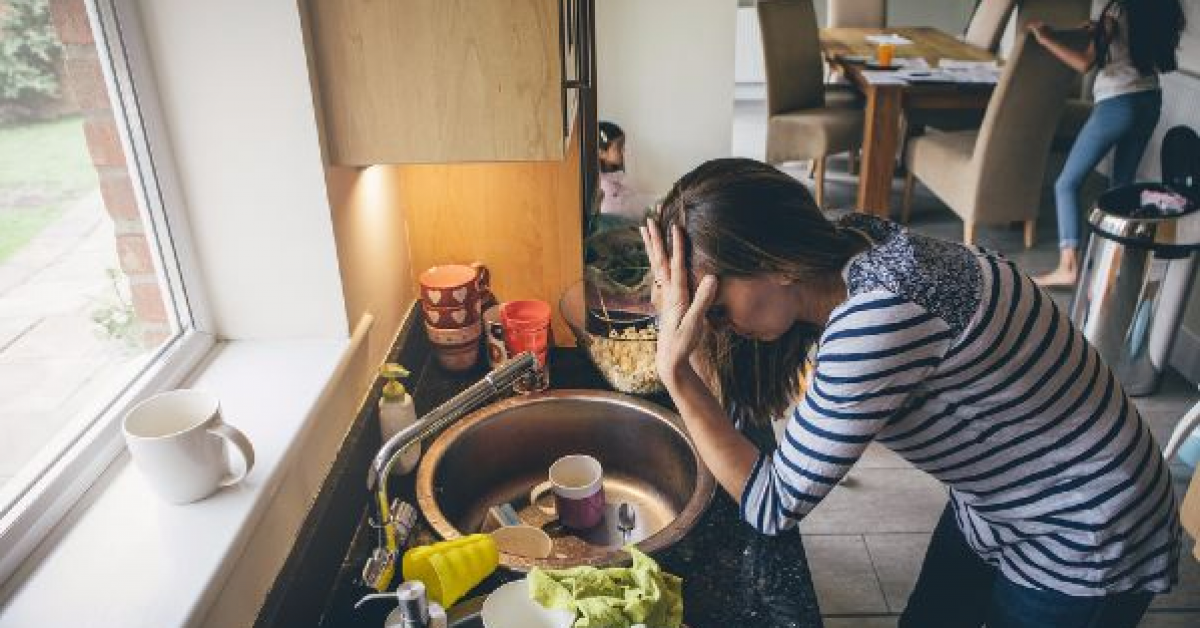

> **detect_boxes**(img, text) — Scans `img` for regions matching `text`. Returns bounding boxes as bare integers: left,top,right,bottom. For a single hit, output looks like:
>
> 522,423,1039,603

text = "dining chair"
928,0,1091,136
902,29,1087,247
758,0,864,207
963,0,1018,53
1017,0,1094,149
911,0,1019,135
827,0,887,28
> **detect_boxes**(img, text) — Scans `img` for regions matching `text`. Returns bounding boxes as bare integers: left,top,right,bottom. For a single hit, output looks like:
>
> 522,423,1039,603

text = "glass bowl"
560,281,664,396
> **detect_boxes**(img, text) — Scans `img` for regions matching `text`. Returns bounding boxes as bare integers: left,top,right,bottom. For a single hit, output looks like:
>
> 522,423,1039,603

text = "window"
0,0,211,580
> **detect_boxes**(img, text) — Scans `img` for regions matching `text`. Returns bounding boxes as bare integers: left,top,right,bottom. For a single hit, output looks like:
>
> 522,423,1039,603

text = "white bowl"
481,580,574,628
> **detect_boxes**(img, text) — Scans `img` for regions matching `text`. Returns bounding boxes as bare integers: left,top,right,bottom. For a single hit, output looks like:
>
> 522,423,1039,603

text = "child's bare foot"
1033,267,1078,287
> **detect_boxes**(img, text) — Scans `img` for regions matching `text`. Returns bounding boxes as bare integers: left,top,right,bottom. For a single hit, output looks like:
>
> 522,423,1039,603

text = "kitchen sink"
415,389,716,571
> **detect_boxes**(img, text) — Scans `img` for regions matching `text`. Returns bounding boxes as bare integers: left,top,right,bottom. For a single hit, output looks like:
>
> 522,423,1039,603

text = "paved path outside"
0,192,149,494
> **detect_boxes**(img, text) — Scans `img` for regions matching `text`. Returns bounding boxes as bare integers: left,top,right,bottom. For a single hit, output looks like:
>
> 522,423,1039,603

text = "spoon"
617,502,636,543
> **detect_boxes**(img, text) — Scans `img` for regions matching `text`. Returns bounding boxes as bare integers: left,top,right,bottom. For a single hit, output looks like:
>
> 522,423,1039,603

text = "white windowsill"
0,337,349,628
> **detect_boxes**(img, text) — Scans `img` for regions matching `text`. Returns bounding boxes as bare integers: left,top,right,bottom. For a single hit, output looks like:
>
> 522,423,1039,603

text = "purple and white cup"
530,454,606,530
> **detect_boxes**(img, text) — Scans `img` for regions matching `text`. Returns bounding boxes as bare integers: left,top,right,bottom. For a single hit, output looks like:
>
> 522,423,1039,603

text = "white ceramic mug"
122,389,255,504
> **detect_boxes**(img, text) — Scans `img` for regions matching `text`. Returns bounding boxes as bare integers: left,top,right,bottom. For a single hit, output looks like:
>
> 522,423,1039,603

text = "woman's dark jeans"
898,505,1154,628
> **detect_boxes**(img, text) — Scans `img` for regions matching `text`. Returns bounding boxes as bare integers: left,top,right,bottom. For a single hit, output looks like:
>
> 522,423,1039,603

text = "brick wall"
48,0,171,347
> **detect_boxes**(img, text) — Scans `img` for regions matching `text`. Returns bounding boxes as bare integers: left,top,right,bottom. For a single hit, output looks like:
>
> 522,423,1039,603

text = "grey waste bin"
1069,183,1200,396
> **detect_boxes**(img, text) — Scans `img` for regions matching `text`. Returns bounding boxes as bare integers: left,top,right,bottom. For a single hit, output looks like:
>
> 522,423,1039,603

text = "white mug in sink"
122,389,255,504
481,580,573,628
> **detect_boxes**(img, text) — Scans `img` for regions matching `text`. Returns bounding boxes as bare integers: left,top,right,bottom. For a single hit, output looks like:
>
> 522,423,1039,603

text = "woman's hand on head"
640,220,719,388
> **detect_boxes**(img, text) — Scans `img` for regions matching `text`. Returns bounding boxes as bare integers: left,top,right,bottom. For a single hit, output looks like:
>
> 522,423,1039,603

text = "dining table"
819,26,1001,217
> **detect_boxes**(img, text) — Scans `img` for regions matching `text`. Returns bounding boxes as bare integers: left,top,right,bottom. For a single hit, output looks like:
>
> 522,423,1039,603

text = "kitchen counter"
313,348,823,628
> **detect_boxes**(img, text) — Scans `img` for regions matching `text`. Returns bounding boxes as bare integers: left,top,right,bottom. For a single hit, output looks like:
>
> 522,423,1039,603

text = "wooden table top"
821,26,1000,94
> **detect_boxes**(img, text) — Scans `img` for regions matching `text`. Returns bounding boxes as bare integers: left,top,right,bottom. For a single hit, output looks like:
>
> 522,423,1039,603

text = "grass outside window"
0,115,99,262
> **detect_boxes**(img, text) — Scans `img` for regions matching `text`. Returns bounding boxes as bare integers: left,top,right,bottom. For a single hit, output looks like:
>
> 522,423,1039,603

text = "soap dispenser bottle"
379,363,420,474
356,580,448,628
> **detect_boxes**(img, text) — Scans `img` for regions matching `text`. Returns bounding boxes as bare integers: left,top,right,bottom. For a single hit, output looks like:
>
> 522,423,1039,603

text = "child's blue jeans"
1054,89,1162,249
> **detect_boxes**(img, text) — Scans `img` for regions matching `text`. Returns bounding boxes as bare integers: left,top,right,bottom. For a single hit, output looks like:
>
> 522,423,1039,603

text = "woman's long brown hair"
656,158,867,426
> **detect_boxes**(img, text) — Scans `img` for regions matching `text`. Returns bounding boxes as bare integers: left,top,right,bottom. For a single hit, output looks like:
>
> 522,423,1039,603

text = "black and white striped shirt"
740,214,1180,595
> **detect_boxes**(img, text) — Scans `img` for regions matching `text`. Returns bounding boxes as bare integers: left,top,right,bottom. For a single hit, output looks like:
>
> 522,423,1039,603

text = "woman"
1031,0,1185,286
641,158,1179,627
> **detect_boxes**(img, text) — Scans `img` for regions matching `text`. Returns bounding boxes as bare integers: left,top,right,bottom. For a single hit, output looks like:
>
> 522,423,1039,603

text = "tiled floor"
732,99,1200,626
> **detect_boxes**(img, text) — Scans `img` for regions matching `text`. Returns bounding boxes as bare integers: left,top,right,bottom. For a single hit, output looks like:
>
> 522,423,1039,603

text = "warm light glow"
350,164,405,232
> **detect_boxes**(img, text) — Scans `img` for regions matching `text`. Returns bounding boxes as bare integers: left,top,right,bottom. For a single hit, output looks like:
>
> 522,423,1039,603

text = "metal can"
482,304,509,368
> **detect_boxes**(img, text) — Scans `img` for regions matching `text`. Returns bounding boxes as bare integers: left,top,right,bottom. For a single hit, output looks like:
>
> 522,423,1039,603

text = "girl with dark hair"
1031,0,1186,286
598,120,626,173
597,120,654,220
642,158,1179,627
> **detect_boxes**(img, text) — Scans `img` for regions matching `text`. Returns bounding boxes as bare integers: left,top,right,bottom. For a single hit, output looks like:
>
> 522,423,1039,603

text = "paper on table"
861,70,908,85
865,34,914,46
938,59,1000,70
897,69,957,83
895,58,930,70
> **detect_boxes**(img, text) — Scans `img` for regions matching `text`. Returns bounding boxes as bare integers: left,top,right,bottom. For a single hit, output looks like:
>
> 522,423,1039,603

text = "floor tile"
802,535,890,615
864,533,932,613
800,469,947,535
855,444,914,470
1138,611,1200,627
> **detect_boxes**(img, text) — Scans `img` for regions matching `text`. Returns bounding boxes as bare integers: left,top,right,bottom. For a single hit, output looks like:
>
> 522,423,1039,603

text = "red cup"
500,300,551,366
500,300,552,331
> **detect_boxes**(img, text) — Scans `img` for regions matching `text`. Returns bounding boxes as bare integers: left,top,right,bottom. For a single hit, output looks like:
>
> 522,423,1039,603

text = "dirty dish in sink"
491,525,554,559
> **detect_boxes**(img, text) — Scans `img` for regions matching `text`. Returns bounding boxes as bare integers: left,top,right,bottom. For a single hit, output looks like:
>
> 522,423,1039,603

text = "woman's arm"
640,220,760,499
660,361,761,500
1028,21,1098,74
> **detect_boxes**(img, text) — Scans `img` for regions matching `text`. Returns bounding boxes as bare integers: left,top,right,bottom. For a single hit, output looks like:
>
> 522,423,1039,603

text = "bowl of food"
560,281,664,396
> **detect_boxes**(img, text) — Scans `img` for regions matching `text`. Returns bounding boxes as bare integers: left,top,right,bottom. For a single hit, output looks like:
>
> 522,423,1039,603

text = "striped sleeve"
739,291,955,535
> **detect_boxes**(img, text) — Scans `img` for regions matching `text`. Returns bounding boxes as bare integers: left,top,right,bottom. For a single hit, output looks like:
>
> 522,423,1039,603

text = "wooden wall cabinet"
397,124,584,345
307,0,590,165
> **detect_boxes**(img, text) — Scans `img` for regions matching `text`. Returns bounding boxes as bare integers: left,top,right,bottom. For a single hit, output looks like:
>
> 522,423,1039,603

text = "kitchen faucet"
364,352,536,590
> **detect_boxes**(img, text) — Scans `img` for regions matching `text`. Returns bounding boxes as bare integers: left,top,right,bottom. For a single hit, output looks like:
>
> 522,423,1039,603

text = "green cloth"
527,547,683,628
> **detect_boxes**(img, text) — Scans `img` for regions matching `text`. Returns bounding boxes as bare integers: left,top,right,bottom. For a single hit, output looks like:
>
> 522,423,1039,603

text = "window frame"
0,0,215,583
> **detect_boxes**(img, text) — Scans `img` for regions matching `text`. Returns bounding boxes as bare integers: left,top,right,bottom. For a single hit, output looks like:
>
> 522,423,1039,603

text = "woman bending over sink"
640,158,1179,628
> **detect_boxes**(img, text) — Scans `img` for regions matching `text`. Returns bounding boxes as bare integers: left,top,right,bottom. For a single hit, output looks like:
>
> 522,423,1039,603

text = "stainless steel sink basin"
416,390,716,570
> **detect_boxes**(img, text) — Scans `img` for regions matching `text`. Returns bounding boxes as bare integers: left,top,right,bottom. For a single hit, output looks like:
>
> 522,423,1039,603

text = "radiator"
735,7,765,85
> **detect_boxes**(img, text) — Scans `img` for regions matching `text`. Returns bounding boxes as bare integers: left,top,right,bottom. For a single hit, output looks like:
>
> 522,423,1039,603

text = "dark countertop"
317,348,823,628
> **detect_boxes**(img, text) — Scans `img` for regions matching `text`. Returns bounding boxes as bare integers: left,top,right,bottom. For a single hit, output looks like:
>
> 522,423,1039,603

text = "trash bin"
1069,182,1200,396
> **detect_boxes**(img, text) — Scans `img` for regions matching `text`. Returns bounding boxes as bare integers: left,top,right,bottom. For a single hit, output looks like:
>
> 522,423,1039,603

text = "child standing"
1031,0,1185,287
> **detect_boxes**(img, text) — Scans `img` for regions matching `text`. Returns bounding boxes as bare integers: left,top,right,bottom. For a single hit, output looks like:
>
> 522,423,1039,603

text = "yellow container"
402,535,499,607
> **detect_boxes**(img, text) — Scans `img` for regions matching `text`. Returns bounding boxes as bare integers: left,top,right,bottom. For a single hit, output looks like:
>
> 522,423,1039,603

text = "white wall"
135,0,348,341
1183,0,1200,75
597,0,739,197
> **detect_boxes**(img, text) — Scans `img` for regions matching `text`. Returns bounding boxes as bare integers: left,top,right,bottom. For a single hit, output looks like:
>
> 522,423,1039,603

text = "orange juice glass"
877,42,895,67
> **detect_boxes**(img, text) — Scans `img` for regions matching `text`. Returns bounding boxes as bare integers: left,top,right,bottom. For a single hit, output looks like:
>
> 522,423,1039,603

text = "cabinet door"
308,0,567,164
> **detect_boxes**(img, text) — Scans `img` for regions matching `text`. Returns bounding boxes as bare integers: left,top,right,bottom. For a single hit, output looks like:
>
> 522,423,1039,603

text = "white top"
1093,6,1160,102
